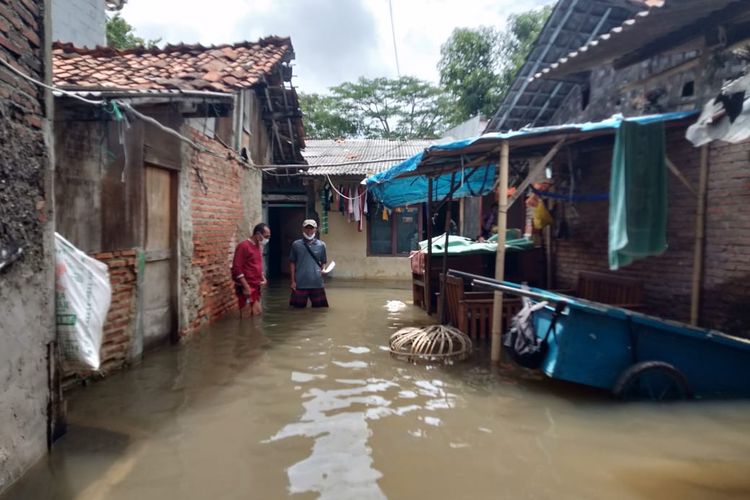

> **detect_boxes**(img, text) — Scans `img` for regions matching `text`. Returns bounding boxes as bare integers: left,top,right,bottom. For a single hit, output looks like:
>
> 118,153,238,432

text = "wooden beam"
665,157,696,195
491,141,510,364
507,138,566,209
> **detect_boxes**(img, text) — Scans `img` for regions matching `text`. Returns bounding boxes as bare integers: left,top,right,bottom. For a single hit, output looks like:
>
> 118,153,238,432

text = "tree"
106,13,160,49
300,76,449,140
437,6,552,124
298,92,359,140
438,27,502,125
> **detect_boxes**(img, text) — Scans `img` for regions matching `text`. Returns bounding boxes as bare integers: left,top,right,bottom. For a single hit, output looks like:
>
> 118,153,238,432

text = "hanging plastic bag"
55,233,112,371
533,200,554,230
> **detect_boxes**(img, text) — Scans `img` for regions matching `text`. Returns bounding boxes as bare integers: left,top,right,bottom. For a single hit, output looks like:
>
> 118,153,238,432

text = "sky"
121,0,554,94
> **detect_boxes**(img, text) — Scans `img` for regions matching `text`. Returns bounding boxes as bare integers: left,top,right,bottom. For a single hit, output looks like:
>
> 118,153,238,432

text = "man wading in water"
231,223,270,316
289,219,329,308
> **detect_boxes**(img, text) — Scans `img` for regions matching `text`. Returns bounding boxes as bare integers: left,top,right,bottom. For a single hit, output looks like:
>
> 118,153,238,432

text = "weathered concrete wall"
179,129,263,336
312,184,411,280
0,0,55,493
552,51,746,126
50,0,106,48
54,113,145,254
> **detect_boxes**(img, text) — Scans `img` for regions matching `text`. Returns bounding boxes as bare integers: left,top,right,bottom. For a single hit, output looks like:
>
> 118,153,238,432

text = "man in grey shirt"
289,219,329,308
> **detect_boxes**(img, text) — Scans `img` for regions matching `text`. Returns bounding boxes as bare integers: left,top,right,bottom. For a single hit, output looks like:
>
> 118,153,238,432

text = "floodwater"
5,280,750,500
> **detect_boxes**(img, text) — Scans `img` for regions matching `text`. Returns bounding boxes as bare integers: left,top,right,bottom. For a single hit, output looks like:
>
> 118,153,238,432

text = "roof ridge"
52,36,292,57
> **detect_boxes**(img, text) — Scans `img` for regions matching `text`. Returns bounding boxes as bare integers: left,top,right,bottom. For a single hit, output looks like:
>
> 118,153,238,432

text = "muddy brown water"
5,280,750,500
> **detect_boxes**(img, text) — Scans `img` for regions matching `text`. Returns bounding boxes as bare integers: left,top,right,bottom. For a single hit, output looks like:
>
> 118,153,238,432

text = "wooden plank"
145,166,172,252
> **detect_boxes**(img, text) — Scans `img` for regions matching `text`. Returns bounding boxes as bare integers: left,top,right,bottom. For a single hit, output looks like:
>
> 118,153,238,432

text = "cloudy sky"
121,0,554,94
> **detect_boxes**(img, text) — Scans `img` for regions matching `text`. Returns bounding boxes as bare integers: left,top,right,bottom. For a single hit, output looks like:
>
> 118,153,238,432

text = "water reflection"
3,280,750,500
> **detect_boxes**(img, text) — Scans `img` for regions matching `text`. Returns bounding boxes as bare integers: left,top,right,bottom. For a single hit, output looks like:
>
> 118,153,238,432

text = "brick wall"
93,250,138,370
180,130,250,335
0,0,55,493
702,140,750,335
551,131,749,336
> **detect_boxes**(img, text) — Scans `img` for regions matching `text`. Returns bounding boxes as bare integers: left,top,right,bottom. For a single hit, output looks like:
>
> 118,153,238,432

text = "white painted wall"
314,183,411,280
51,0,107,47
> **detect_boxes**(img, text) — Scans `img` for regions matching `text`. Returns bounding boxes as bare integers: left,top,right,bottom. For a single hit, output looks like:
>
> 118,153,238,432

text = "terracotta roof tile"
52,36,293,92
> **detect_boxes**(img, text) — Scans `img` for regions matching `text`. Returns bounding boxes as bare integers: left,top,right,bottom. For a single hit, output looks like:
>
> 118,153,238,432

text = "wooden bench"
444,274,522,341
575,271,645,310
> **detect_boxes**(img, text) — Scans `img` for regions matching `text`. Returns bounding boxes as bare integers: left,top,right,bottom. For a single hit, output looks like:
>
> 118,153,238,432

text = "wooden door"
143,165,177,347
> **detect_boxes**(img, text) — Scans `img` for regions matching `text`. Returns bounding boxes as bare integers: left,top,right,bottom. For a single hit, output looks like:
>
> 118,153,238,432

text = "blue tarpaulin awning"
364,111,697,208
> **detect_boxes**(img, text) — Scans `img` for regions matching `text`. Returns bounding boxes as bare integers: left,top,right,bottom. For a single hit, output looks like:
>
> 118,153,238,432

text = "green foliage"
106,13,160,49
438,27,502,125
438,6,552,125
298,92,359,140
300,76,449,140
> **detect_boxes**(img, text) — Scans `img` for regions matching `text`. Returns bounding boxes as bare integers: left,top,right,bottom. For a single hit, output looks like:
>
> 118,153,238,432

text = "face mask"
260,237,270,246
303,232,315,240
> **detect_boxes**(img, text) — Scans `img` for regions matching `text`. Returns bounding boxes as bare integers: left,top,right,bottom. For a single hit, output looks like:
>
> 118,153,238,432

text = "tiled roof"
52,37,293,93
302,139,433,176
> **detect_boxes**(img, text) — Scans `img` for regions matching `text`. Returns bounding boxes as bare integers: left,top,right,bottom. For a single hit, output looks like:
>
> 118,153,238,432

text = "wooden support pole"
438,173,456,324
425,177,433,314
690,145,709,325
491,141,509,364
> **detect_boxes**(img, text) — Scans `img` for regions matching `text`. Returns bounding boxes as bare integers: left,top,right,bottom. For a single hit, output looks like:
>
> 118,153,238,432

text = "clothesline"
324,174,366,201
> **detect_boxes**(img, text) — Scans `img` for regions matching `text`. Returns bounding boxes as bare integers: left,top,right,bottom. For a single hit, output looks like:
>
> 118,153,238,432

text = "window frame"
367,205,422,257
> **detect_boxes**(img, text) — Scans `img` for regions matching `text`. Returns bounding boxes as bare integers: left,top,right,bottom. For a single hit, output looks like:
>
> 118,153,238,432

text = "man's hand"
260,276,268,287
290,280,297,290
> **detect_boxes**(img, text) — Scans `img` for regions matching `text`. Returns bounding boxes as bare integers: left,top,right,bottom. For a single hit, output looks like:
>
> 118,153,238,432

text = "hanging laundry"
339,185,346,213
357,186,366,232
320,188,329,234
347,185,354,221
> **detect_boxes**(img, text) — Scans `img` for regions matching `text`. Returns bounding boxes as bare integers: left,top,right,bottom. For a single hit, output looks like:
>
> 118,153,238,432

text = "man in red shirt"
231,223,270,316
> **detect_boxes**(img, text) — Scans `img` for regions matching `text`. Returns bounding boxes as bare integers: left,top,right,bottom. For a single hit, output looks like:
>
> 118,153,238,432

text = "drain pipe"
491,141,509,364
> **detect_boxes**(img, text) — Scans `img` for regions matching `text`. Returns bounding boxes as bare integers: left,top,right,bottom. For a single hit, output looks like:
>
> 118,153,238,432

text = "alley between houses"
4,281,750,500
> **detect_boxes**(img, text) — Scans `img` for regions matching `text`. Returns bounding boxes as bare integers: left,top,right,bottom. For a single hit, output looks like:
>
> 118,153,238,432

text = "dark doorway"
267,205,306,278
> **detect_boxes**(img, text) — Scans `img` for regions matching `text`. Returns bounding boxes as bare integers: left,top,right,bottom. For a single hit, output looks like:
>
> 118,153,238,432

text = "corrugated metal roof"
531,0,747,81
302,139,434,176
486,0,640,133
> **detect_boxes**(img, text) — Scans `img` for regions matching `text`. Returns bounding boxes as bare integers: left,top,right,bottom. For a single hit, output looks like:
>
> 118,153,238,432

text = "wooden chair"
576,271,645,310
444,274,522,341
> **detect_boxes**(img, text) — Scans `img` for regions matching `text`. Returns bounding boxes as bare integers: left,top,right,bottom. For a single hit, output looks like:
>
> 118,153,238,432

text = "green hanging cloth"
320,188,329,234
608,120,668,270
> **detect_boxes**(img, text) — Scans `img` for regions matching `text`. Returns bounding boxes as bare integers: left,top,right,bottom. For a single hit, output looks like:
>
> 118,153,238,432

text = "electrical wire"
388,0,401,77
0,56,104,105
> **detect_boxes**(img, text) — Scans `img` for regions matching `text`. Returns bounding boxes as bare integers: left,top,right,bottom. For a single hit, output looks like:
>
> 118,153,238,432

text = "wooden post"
491,141,509,364
438,173,456,324
690,145,709,325
425,177,433,314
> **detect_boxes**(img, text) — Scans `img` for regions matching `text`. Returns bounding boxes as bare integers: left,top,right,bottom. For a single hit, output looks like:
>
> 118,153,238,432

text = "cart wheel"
613,361,692,401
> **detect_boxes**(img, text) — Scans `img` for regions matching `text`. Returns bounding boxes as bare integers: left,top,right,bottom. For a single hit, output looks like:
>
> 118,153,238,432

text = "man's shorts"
289,288,329,308
235,283,261,308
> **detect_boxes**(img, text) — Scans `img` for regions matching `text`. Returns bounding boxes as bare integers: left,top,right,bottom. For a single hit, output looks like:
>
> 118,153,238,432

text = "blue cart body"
511,285,750,398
